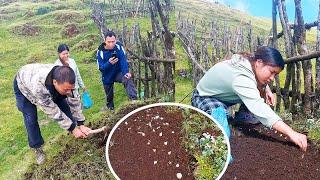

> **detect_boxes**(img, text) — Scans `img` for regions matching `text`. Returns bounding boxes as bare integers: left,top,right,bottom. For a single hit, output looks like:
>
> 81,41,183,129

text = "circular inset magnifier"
106,102,231,180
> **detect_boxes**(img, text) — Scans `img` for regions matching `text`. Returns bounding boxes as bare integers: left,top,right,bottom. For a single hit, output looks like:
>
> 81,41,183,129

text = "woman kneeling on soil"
191,46,307,151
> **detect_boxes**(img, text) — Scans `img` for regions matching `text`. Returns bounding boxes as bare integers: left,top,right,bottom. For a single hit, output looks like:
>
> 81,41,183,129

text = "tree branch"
285,51,320,64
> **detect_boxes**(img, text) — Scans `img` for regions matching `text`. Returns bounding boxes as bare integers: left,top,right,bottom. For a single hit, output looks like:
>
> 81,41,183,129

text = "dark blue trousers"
103,72,137,110
13,78,74,148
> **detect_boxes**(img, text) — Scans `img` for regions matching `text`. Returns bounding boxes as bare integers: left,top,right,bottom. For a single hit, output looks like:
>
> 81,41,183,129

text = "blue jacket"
96,42,129,84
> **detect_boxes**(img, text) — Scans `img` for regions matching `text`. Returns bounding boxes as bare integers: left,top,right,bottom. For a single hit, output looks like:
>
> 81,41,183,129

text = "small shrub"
36,7,52,15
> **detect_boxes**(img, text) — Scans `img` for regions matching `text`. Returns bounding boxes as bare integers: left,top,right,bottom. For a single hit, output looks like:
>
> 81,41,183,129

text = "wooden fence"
176,12,260,87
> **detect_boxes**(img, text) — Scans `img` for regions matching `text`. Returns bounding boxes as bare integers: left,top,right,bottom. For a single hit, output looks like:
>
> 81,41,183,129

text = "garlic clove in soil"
168,151,172,155
164,141,168,145
154,161,157,165
146,122,152,128
137,132,145,136
176,163,180,167
153,149,156,152
159,132,163,136
176,173,182,179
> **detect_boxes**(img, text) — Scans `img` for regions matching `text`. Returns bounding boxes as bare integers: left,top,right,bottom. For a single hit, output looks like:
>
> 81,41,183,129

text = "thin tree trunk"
278,0,295,110
294,0,313,116
272,0,282,112
316,1,320,117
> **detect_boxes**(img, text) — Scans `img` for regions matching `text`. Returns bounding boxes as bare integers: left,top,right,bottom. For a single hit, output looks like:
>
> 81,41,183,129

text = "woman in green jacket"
192,46,307,151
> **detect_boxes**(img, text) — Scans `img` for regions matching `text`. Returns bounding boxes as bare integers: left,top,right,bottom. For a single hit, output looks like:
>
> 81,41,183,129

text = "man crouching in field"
13,64,92,165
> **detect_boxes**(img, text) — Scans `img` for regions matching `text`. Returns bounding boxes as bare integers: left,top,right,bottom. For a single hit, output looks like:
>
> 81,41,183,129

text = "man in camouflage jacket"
13,64,91,164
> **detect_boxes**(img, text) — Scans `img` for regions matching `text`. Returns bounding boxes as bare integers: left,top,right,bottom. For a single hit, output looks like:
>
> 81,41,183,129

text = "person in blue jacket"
96,30,137,110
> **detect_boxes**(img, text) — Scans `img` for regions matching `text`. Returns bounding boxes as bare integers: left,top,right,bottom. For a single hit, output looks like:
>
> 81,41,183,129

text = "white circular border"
105,102,231,180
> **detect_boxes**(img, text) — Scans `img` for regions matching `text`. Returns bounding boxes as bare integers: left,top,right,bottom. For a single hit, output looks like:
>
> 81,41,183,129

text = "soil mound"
74,34,100,52
54,12,87,24
222,123,320,179
61,23,86,38
12,23,41,36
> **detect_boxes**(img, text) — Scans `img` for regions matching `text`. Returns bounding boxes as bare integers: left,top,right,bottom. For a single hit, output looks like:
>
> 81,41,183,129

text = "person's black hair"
254,46,285,70
103,30,116,39
52,66,75,84
57,44,69,53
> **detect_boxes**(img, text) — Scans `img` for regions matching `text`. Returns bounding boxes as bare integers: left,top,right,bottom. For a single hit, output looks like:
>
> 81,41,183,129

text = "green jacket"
196,54,281,128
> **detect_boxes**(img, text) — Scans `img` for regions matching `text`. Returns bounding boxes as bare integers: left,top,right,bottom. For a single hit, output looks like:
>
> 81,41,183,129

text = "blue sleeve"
118,46,129,75
96,50,112,72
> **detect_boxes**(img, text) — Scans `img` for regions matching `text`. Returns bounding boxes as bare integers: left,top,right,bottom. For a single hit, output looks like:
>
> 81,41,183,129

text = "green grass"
181,109,228,179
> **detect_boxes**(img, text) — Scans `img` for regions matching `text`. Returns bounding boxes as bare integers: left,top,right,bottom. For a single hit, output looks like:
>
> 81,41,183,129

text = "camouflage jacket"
16,63,85,131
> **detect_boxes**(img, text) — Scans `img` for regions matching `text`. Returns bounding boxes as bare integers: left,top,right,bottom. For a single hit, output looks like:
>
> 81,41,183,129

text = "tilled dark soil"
108,106,195,180
222,123,320,180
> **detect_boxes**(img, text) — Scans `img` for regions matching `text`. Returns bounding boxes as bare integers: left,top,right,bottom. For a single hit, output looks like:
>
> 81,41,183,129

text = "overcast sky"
209,0,319,23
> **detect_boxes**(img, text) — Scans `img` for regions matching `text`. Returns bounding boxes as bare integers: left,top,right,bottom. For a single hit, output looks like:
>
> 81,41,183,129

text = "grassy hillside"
175,0,317,42
0,0,319,179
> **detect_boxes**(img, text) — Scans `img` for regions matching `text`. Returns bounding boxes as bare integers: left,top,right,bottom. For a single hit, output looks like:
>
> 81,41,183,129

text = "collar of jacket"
45,66,68,102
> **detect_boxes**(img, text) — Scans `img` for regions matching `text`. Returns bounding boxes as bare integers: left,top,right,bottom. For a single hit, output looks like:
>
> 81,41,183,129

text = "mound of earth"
54,11,87,24
73,34,100,52
61,23,86,38
222,123,320,179
12,23,41,36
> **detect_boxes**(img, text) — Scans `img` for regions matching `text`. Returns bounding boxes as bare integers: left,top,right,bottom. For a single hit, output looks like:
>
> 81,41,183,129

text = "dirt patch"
73,34,100,52
54,12,87,24
61,23,86,38
222,123,320,179
12,23,41,36
108,106,195,179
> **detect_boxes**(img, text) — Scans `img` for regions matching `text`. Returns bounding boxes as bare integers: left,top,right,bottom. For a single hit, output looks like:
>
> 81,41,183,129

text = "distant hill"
175,0,317,45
